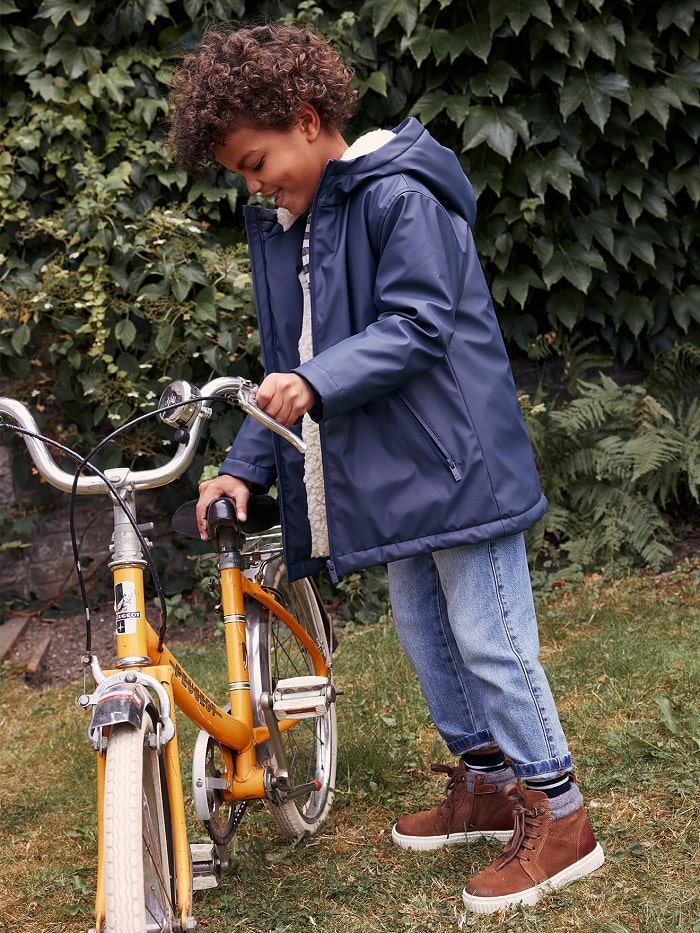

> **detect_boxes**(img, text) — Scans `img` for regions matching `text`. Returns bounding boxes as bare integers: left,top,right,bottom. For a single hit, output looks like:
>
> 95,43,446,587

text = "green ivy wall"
1,0,698,444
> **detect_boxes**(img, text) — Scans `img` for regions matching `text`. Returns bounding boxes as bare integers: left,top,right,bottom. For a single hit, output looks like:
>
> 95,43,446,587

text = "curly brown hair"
168,22,358,174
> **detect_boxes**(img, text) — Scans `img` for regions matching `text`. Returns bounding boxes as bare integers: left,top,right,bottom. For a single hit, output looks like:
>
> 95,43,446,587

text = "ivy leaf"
403,25,451,66
104,161,132,191
489,0,552,36
625,31,657,71
670,286,700,332
88,66,135,106
456,15,493,63
629,84,683,127
26,71,67,103
546,289,585,329
613,227,658,267
657,0,697,35
410,89,451,124
38,0,92,25
524,148,585,198
572,208,617,255
365,0,419,37
542,243,606,292
622,192,643,225
571,20,625,65
37,0,72,24
115,318,136,348
606,167,642,198
2,27,45,74
540,20,571,56
666,57,700,107
133,97,167,128
613,292,654,336
491,266,542,308
560,72,630,131
637,182,669,220
68,0,92,26
10,322,30,355
195,286,217,323
358,70,388,98
462,106,529,160
469,163,505,198
469,62,521,103
668,164,700,206
155,323,174,356
46,36,102,79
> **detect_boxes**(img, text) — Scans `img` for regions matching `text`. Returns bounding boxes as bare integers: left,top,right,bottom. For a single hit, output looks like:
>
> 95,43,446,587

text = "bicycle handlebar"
0,376,305,496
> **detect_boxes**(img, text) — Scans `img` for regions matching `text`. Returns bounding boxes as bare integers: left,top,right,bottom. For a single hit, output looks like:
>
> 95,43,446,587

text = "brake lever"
237,382,306,454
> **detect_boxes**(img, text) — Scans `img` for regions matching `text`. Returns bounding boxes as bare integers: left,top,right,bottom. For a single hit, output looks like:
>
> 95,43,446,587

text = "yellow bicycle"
0,377,338,932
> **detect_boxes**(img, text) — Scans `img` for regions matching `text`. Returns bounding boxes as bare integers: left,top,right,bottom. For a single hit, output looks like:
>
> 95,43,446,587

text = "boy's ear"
297,103,322,140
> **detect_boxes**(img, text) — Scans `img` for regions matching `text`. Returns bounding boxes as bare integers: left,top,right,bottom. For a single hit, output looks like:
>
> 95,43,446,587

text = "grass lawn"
0,559,698,933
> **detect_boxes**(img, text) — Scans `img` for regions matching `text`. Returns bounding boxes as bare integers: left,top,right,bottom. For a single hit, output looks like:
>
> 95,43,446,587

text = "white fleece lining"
278,129,395,558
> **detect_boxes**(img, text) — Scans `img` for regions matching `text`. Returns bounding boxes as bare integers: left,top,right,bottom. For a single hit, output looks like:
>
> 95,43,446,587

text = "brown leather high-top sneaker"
392,761,516,851
462,783,605,913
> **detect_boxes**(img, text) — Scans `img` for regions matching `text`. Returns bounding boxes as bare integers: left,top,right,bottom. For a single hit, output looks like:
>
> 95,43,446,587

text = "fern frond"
527,341,698,572
624,429,685,483
569,481,672,570
648,343,700,408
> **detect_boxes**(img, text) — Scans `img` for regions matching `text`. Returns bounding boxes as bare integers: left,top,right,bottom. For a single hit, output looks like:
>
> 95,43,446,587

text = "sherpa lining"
279,129,395,558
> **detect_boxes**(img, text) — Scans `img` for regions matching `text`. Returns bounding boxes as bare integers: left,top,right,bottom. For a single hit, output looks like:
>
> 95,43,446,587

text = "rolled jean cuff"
445,730,494,757
511,755,573,780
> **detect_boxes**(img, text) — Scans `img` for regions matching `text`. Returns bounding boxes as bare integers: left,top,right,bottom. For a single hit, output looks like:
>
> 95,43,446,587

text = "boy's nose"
246,177,262,194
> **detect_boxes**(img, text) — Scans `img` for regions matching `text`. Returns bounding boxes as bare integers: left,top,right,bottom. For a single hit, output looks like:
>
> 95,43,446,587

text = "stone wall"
0,443,191,604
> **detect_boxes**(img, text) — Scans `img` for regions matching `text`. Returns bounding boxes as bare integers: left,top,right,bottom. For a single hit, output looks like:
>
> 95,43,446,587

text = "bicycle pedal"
190,842,229,890
272,675,335,720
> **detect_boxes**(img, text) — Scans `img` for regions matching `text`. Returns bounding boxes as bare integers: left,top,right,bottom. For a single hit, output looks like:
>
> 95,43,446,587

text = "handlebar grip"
237,384,306,455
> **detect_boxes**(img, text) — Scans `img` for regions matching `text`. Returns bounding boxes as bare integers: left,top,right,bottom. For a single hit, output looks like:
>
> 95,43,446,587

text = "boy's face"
213,106,345,217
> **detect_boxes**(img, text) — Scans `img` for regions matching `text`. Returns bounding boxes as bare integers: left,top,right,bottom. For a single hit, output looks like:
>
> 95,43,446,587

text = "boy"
168,22,604,913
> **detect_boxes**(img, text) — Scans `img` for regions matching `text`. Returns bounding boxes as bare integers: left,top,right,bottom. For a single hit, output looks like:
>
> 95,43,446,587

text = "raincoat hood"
321,117,477,227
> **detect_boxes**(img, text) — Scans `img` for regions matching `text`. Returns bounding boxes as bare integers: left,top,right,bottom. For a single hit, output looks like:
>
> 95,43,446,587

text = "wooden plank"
0,616,30,660
25,632,53,677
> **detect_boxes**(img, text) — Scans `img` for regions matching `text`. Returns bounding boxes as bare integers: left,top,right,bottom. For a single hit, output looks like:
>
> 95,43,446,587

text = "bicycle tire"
251,557,337,839
102,712,177,932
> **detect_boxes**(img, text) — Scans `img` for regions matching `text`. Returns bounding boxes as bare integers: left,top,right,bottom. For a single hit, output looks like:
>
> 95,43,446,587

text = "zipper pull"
326,559,339,584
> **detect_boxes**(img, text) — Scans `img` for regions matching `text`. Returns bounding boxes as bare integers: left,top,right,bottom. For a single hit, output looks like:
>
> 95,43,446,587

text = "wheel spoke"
255,558,337,838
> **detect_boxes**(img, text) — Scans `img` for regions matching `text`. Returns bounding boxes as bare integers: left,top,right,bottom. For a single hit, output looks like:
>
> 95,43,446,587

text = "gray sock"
546,783,584,820
465,765,516,792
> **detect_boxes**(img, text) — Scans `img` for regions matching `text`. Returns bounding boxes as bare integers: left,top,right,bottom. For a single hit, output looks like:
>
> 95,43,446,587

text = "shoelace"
429,762,467,831
496,783,546,870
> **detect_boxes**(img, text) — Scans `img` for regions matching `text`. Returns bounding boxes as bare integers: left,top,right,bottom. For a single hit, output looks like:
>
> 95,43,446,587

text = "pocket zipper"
396,394,462,481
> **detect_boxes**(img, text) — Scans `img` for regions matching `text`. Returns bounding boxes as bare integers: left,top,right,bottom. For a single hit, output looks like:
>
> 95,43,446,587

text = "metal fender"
78,668,176,752
89,682,149,731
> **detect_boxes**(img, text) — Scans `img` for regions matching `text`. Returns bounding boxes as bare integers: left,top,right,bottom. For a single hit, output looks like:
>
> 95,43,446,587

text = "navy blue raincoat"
220,117,547,581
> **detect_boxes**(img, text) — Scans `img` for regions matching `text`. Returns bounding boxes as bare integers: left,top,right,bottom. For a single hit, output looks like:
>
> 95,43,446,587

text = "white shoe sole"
391,824,514,851
462,842,605,913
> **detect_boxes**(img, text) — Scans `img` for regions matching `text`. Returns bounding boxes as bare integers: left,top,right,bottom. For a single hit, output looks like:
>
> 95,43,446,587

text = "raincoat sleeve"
219,413,278,493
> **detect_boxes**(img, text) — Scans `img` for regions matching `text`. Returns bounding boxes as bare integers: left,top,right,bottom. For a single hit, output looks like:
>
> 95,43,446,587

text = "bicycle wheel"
250,556,337,839
102,711,177,932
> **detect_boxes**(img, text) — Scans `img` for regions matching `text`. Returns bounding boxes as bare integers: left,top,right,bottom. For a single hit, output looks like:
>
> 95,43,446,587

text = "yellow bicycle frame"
93,556,330,932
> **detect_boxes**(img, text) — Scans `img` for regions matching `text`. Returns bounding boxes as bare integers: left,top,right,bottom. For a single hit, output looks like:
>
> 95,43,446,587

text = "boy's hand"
196,475,251,539
254,373,315,427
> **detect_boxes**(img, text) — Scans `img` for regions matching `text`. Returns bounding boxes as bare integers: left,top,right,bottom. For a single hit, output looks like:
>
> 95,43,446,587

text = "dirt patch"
4,602,218,688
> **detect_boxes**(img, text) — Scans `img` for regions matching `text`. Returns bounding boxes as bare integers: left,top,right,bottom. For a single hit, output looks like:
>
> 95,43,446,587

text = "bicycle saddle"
172,495,280,539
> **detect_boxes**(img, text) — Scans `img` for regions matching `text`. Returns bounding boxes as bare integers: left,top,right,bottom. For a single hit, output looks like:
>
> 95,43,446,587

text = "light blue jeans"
387,533,572,780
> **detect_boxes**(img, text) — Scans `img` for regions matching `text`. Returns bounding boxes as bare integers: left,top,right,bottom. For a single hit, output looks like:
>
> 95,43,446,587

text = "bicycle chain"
205,800,248,846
